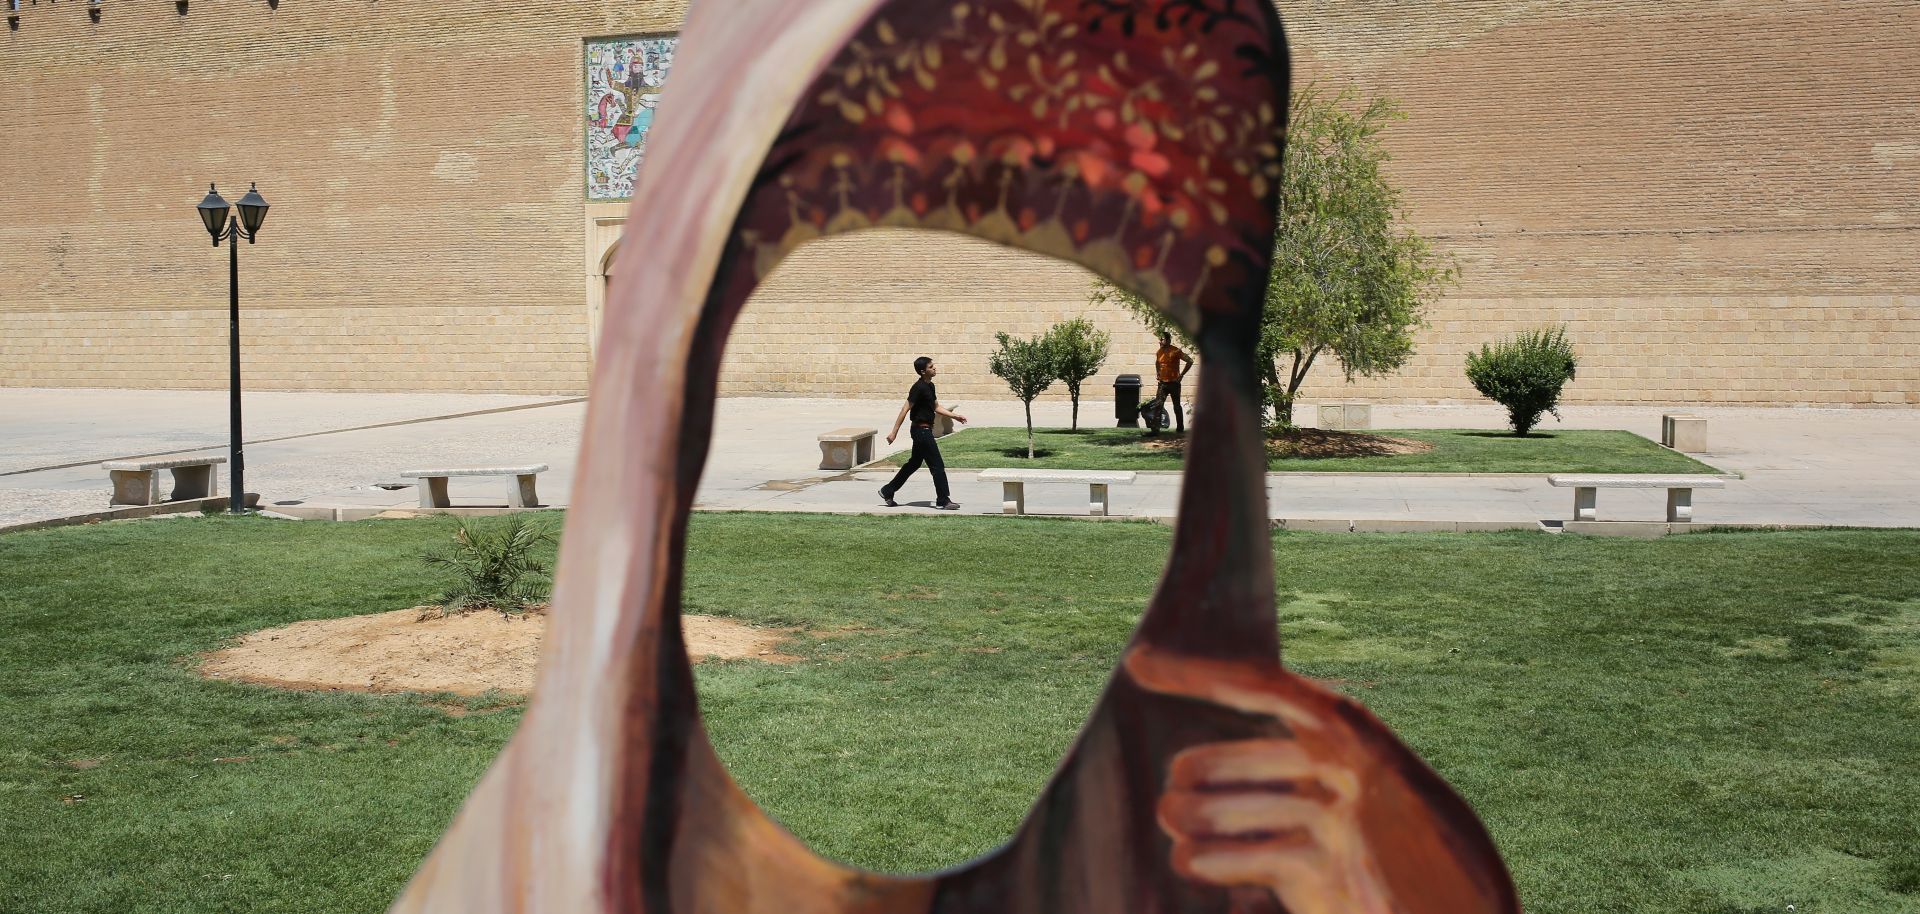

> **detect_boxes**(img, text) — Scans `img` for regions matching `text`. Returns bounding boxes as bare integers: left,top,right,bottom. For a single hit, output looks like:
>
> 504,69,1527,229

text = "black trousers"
1157,381,1185,432
884,425,950,504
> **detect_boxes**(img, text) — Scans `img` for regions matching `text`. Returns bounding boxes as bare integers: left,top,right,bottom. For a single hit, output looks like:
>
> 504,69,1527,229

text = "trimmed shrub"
1465,326,1579,436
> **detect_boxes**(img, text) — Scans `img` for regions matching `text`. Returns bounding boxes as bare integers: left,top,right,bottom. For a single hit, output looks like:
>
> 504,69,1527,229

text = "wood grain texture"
392,2,1519,911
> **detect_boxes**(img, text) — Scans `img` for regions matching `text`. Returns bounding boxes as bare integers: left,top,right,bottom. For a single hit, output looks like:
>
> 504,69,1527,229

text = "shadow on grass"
1459,430,1557,439
995,448,1058,459
1073,428,1167,443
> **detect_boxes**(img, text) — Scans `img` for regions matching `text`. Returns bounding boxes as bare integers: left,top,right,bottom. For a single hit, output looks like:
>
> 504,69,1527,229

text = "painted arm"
1178,350,1194,380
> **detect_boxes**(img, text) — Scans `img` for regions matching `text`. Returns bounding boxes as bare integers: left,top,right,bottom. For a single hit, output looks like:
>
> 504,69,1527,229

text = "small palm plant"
423,515,556,615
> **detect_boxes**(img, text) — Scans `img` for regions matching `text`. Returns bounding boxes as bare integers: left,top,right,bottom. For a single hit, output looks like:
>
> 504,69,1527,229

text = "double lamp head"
195,182,270,245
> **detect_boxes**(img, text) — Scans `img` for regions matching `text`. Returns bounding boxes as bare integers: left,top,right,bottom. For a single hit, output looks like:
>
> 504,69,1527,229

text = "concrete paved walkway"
3,387,1916,530
707,402,1920,528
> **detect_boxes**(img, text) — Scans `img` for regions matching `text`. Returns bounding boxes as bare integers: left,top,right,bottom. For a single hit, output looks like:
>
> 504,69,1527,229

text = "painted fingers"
1157,738,1393,914
1127,643,1520,914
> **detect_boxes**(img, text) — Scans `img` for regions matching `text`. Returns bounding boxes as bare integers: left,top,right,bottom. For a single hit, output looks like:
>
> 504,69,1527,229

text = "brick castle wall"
1281,0,1920,406
2,0,1915,405
0,0,687,393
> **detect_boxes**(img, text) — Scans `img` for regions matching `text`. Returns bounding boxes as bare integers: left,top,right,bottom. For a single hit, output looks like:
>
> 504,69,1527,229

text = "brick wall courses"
2,0,1916,405
1,0,689,394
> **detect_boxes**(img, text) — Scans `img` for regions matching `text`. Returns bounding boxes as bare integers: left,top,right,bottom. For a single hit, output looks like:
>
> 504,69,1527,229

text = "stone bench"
976,469,1137,516
400,464,548,509
101,455,226,506
1548,474,1726,523
818,427,877,470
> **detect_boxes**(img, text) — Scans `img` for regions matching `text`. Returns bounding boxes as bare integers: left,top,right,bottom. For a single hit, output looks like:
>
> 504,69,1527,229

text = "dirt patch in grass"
1139,428,1434,460
1267,429,1434,459
198,607,799,696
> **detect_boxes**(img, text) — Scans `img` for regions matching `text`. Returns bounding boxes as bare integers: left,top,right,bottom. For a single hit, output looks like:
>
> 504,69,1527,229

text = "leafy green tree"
1044,318,1111,431
1096,84,1456,428
1465,325,1579,435
988,330,1058,458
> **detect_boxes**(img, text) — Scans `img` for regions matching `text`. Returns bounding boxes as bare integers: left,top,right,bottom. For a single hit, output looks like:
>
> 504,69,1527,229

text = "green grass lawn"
899,426,1723,474
4,514,1916,913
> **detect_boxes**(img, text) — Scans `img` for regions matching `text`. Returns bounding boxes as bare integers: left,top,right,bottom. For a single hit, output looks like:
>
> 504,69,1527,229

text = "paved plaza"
3,387,1917,531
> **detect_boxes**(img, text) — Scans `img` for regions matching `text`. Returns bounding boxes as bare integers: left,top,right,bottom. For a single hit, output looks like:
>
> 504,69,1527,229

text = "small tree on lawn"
1096,84,1456,428
1044,318,1110,431
989,330,1057,458
1465,325,1579,436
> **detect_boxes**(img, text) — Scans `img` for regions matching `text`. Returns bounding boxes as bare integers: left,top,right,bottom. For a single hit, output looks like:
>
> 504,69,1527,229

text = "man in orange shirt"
1151,331,1194,434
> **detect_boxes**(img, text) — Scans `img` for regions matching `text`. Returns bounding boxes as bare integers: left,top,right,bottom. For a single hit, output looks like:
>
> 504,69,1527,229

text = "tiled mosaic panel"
586,36,677,200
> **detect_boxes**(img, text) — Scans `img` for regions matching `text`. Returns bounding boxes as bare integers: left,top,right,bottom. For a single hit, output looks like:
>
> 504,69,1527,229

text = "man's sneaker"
879,488,898,507
934,501,960,511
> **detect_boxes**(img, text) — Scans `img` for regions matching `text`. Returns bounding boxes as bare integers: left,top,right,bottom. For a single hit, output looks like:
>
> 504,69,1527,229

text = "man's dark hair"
913,356,933,375
1159,331,1172,344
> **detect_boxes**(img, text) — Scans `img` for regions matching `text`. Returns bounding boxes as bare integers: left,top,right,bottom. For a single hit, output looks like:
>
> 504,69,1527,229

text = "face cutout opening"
634,0,1293,870
683,229,1184,873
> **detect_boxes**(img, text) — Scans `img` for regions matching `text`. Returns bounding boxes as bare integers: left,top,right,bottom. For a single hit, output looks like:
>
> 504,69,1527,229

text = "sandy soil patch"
199,608,798,696
1267,428,1434,460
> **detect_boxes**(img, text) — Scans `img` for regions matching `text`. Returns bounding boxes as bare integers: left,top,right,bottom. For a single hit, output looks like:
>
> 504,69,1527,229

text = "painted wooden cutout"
393,1,1520,911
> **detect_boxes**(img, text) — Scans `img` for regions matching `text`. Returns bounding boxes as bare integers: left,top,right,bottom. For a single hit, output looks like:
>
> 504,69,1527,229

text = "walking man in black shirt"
881,356,968,510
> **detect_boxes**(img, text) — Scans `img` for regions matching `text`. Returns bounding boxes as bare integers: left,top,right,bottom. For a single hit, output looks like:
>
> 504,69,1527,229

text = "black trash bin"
1113,374,1143,427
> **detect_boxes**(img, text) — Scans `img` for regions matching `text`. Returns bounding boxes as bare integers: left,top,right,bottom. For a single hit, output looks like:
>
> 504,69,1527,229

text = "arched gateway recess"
394,2,1518,912
588,237,621,361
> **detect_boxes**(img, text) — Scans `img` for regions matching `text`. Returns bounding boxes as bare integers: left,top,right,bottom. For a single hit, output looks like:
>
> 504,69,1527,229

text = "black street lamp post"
195,182,270,515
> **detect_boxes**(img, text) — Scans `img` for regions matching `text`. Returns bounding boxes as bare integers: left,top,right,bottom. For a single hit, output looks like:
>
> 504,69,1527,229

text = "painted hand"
1128,644,1516,914
1157,738,1391,914
886,432,897,444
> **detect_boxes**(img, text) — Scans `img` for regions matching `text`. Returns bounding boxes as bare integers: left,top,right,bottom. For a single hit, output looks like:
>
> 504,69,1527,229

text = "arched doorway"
591,240,620,359
583,206,626,362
